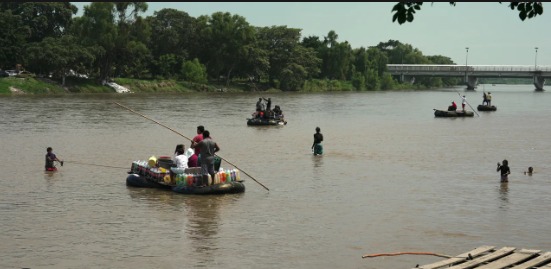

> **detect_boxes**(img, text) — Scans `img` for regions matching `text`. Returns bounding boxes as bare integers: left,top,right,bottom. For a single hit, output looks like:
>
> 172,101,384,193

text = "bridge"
387,64,551,91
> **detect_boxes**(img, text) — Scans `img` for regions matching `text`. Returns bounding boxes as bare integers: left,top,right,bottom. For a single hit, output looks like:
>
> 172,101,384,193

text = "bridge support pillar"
466,76,478,90
401,75,415,84
534,75,545,91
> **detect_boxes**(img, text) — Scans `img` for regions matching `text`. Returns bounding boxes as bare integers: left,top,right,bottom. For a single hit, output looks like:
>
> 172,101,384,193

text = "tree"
146,8,197,78
25,35,94,86
256,26,302,85
392,2,544,24
0,10,29,69
196,12,256,86
71,2,117,82
71,2,148,82
182,58,207,84
278,45,321,91
0,2,78,43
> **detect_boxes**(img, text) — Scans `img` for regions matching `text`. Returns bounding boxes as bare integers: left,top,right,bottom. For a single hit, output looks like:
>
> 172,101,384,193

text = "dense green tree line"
0,2,460,90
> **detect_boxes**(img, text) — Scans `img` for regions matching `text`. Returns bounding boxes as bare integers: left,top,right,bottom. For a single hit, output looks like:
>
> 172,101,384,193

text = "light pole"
535,47,539,70
465,47,469,82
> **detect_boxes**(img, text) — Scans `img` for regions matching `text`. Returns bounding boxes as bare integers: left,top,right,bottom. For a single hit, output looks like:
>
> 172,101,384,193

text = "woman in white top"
173,144,189,169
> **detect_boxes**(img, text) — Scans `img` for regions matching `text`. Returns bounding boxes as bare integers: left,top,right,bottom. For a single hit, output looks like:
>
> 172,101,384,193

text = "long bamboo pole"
114,102,269,191
457,91,480,117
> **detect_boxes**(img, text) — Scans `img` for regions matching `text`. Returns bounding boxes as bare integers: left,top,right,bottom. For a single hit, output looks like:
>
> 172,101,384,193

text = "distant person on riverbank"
524,166,533,176
312,127,324,155
45,147,63,171
497,159,511,182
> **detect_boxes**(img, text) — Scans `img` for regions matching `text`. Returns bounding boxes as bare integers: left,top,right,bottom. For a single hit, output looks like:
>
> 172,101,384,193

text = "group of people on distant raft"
253,97,284,119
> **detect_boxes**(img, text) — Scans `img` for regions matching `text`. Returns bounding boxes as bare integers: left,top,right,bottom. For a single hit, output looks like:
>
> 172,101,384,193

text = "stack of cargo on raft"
126,156,245,195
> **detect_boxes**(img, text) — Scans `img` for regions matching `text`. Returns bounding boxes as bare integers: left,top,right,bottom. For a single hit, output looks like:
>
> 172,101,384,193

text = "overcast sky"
72,2,550,66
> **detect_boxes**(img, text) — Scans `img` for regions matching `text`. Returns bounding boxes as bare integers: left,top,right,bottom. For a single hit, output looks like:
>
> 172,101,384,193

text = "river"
1,84,550,269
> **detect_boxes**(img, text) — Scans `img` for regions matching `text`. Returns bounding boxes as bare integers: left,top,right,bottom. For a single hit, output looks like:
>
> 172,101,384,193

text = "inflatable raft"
434,109,474,117
477,104,497,111
126,159,245,195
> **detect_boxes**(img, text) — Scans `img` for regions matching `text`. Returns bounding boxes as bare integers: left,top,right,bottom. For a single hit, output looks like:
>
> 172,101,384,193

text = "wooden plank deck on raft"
414,246,551,269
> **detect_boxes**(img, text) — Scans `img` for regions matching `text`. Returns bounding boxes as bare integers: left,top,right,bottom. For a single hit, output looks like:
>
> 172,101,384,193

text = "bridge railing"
387,64,551,72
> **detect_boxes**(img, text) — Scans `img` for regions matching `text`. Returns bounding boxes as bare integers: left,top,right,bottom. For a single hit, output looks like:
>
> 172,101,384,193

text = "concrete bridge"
387,64,551,91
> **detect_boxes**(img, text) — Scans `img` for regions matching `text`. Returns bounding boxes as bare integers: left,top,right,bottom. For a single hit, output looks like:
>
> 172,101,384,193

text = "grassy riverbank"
0,76,425,96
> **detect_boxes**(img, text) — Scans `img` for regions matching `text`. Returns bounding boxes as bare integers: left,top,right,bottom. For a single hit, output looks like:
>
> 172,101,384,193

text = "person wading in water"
312,127,324,155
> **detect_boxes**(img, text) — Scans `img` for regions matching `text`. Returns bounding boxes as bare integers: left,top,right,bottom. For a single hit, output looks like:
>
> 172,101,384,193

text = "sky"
71,2,550,66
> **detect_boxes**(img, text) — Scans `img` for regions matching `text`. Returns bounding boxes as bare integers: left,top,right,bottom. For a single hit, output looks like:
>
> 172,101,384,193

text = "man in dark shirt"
192,130,220,186
312,127,324,155
497,159,510,182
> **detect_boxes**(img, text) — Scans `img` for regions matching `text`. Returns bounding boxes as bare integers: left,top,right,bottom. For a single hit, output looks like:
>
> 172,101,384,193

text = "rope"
64,161,128,169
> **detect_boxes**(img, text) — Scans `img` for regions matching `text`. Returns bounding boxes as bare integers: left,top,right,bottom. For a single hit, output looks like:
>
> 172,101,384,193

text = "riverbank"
0,76,429,95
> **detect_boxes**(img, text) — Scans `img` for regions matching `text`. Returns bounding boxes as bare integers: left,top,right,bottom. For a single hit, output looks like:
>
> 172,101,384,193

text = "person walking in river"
312,127,324,156
45,147,63,171
497,159,511,182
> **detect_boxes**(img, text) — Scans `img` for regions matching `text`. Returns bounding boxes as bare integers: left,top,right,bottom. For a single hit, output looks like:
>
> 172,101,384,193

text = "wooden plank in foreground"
474,249,540,269
415,246,496,269
446,247,516,269
508,252,551,269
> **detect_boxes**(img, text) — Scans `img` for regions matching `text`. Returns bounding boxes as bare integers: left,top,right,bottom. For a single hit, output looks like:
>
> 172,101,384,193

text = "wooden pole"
456,91,480,117
114,102,269,191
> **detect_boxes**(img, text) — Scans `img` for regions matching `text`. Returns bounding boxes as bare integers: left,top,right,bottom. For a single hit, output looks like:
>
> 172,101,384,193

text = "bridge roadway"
387,64,551,91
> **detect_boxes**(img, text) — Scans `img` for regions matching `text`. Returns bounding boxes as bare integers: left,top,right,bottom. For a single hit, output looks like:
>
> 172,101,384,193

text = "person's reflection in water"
183,195,222,264
498,182,509,206
312,154,324,168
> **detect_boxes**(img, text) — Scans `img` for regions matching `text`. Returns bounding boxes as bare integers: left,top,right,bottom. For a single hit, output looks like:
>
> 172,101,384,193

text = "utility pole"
535,47,539,71
465,47,469,83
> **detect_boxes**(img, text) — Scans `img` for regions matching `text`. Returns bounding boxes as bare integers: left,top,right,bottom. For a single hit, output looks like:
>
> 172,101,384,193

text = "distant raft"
434,109,474,117
247,117,287,126
477,104,497,111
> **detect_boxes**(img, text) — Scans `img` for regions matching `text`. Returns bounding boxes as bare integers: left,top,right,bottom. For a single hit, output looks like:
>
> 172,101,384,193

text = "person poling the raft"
45,147,63,171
